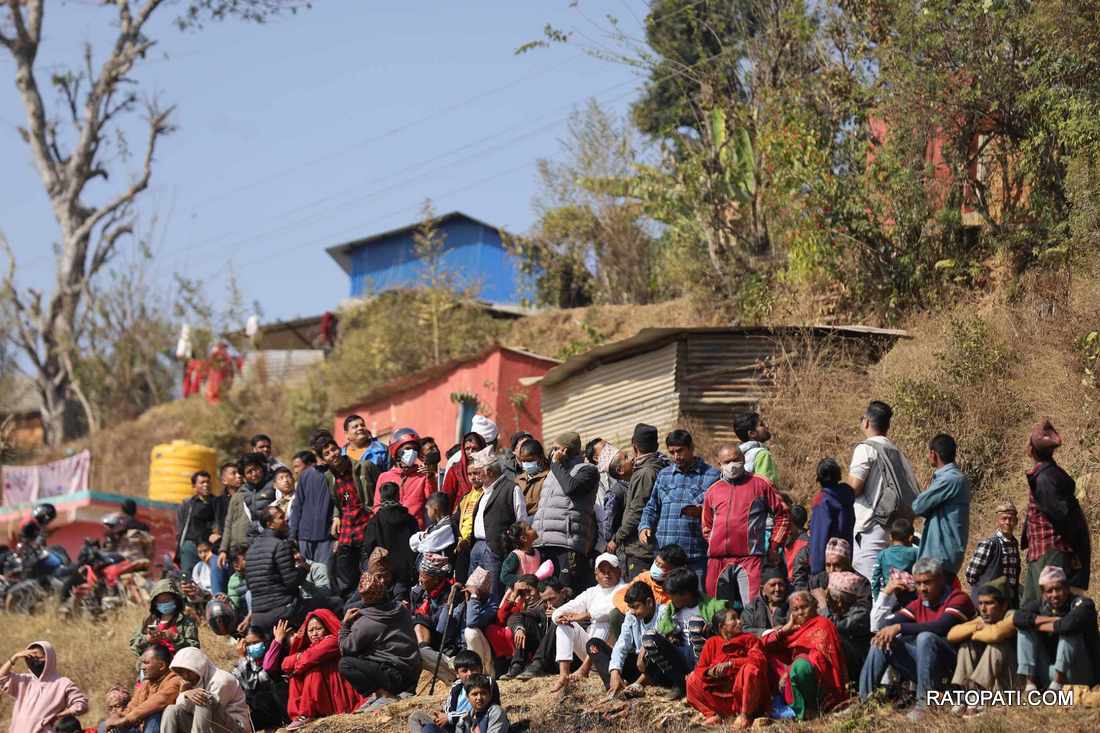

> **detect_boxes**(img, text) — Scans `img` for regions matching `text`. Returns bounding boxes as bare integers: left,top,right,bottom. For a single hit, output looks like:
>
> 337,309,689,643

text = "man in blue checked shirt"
638,429,721,585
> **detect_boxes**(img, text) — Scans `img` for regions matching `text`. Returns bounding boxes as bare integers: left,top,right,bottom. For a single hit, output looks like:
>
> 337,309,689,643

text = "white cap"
471,414,498,443
470,445,496,469
594,552,620,570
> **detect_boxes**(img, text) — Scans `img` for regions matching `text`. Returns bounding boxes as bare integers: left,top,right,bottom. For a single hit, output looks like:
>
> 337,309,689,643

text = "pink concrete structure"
333,345,558,450
1,491,177,561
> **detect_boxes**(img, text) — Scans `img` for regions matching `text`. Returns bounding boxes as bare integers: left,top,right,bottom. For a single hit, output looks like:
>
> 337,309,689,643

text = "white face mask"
401,448,418,467
720,461,745,481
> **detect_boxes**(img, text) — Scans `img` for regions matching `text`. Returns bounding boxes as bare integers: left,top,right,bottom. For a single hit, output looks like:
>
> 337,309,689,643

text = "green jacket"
654,593,727,636
129,578,201,656
323,459,379,510
227,571,247,613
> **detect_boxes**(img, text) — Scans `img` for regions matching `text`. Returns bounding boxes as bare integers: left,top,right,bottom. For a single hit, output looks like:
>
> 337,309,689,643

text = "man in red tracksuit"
702,444,791,601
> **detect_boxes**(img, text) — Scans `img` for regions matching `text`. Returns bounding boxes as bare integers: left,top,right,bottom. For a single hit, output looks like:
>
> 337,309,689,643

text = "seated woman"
817,571,871,677
761,590,848,720
686,608,770,729
278,610,364,730
232,627,288,731
128,579,200,658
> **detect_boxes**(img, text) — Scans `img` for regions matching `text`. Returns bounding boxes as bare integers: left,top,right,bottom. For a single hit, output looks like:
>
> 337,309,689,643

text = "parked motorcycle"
66,538,150,618
0,543,69,614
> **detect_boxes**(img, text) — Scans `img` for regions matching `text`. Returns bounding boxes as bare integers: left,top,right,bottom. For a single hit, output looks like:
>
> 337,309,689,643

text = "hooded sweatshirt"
376,437,437,530
129,578,200,657
0,641,88,733
169,647,253,732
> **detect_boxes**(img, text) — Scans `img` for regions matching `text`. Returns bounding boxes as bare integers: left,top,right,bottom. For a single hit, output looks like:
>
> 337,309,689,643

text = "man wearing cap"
409,555,465,662
964,500,1021,606
1020,418,1090,604
607,423,668,581
548,552,625,692
1013,565,1100,692
639,429,721,585
468,445,527,601
740,565,790,636
531,431,600,595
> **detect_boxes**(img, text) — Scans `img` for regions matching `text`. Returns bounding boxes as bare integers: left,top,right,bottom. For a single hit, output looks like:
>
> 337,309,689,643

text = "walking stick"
428,581,461,695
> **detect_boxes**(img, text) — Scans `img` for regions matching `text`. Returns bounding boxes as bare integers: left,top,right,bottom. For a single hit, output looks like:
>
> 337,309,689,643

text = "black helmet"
32,503,56,526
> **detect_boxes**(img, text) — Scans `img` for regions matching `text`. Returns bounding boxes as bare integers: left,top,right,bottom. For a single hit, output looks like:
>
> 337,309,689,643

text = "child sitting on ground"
408,650,501,733
453,674,509,733
232,627,289,731
499,523,544,590
870,518,919,596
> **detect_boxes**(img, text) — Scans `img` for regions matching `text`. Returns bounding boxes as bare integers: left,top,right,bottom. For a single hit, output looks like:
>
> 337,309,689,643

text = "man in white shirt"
469,446,528,602
846,400,919,580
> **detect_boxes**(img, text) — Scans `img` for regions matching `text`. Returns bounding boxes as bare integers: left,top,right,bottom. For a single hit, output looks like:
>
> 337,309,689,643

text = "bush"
890,316,1029,492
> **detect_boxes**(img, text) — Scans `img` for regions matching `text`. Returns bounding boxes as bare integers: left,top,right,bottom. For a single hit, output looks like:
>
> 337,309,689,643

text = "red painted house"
333,344,559,450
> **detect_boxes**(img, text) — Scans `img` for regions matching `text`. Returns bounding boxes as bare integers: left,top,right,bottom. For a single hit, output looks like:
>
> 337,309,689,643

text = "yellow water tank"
149,440,220,503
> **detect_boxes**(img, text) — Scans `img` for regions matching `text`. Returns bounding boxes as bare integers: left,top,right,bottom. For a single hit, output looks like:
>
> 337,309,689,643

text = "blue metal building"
325,211,521,305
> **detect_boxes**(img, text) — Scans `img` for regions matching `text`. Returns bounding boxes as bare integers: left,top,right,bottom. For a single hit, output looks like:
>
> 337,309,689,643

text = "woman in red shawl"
761,590,848,720
441,431,487,506
279,609,363,730
686,607,770,728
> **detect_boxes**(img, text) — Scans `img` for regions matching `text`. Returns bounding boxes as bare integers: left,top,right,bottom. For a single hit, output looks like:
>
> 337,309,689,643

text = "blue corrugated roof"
325,211,508,274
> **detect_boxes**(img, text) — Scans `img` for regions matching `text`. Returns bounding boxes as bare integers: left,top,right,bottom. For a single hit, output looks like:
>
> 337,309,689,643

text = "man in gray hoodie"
338,570,421,706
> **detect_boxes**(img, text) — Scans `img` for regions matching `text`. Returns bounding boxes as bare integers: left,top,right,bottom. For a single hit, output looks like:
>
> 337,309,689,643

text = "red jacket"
281,609,363,718
702,475,790,558
375,467,436,529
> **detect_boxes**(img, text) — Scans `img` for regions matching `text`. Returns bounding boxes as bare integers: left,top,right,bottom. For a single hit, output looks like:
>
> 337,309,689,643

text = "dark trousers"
541,545,593,597
297,538,333,564
338,655,415,697
640,633,691,689
335,541,363,598
588,638,639,689
624,554,653,582
507,611,548,665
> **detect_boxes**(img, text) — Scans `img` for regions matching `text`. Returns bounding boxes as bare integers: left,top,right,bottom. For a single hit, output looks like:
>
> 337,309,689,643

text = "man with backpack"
846,401,920,580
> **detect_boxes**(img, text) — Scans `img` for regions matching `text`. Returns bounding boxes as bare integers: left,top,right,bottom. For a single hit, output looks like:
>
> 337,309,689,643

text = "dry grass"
0,605,238,729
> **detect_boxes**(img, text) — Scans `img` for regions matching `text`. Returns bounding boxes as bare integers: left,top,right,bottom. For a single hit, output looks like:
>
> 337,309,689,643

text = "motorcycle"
1,543,69,614
66,538,150,618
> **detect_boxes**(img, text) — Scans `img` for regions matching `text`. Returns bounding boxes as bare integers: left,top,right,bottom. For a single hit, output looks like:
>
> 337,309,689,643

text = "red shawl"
281,609,363,718
762,614,847,711
696,633,768,688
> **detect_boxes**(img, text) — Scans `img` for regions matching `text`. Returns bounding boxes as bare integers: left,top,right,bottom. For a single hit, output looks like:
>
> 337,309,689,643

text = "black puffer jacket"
245,529,302,613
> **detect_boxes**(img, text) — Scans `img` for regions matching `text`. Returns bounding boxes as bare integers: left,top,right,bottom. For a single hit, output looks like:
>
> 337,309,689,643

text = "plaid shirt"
964,530,1020,592
1024,494,1074,561
639,458,721,560
335,476,371,546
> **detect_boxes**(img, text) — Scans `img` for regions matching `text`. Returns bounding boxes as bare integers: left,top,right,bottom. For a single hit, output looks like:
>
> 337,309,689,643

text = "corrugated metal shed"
241,350,325,387
540,325,907,448
541,341,680,448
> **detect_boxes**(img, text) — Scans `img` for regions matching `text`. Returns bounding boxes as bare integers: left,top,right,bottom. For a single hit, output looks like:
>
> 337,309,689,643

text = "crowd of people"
2,402,1096,732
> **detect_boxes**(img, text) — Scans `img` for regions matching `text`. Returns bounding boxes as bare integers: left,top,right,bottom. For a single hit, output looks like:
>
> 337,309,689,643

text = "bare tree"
0,0,303,446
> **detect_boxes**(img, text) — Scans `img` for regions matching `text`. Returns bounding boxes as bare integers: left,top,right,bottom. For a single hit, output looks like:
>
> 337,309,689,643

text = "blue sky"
0,1,649,325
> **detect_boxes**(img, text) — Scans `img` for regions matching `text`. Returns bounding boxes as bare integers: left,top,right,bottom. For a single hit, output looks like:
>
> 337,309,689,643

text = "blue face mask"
649,562,665,583
246,642,266,660
156,601,178,616
521,461,541,476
